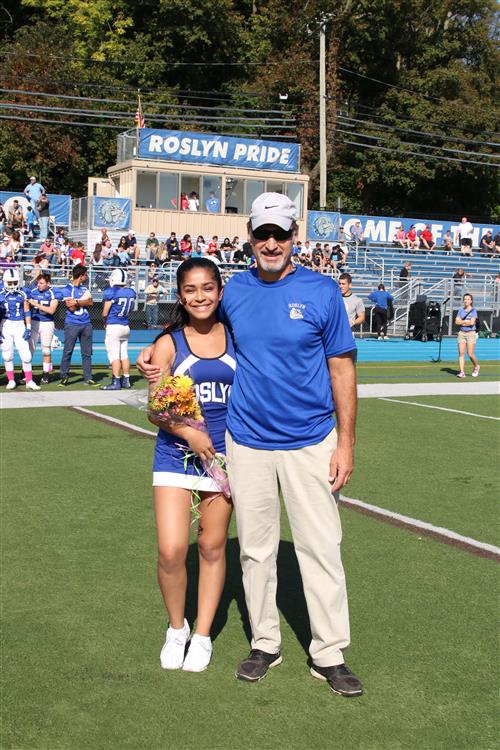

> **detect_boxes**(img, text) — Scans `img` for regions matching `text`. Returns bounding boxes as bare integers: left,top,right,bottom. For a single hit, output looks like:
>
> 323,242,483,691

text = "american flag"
135,95,145,129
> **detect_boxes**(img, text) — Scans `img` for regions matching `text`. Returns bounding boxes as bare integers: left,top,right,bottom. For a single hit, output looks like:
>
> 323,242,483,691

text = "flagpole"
135,89,141,158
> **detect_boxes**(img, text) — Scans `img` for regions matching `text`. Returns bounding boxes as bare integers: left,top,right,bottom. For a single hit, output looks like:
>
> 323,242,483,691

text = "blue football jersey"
29,287,62,321
0,289,28,321
103,286,136,325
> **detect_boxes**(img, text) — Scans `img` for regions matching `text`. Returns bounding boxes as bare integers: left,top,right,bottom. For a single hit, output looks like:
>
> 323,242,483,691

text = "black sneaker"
310,663,363,697
40,375,49,385
235,650,282,682
83,379,96,386
58,377,69,387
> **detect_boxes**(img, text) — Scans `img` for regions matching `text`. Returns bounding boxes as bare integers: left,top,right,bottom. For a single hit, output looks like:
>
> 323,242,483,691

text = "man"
146,232,159,260
166,232,181,260
137,193,363,697
351,220,364,248
27,271,61,384
399,261,412,288
39,237,59,266
24,176,45,221
59,264,94,386
455,216,474,256
7,200,23,232
144,276,161,328
339,273,365,344
419,225,435,252
205,191,220,213
480,230,494,255
125,231,139,264
37,192,50,241
494,231,500,254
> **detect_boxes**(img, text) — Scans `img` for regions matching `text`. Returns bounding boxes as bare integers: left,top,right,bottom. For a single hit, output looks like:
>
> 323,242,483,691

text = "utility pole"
319,17,327,211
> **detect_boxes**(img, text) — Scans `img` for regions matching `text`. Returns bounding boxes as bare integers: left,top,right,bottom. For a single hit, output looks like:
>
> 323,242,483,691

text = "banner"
0,191,71,225
138,129,300,173
92,197,131,230
307,210,500,247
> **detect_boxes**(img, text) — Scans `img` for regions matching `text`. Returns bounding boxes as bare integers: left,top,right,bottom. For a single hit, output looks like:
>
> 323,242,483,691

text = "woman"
180,234,192,258
154,242,169,266
116,236,131,265
8,230,23,261
187,191,199,211
368,283,394,340
192,236,207,258
455,293,480,378
180,193,189,211
149,258,235,672
394,226,409,250
219,237,233,263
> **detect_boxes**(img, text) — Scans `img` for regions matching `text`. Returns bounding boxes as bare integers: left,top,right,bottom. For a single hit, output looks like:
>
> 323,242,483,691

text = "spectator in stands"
232,236,242,252
480,230,494,255
55,227,66,248
311,248,325,273
40,237,58,265
6,230,23,261
180,192,189,211
180,234,193,258
0,203,6,236
406,225,419,252
232,245,248,264
37,192,50,240
147,262,160,283
24,205,35,239
59,264,94,386
188,191,200,211
146,231,159,260
455,216,474,256
419,224,436,253
455,293,480,378
399,262,412,290
368,283,394,340
7,200,24,232
1,236,11,258
339,273,365,348
443,229,454,253
206,191,220,212
207,236,222,262
154,241,169,265
102,238,119,267
91,243,103,266
100,228,110,246
329,244,346,274
117,236,131,265
166,232,181,259
220,237,233,262
338,225,350,248
494,231,500,254
394,225,409,250
24,176,45,221
144,276,161,328
453,267,467,285
71,242,86,267
125,231,139,264
192,236,207,258
351,220,364,248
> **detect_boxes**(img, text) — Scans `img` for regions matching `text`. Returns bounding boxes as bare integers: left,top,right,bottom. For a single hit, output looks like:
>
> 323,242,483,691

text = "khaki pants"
226,428,350,667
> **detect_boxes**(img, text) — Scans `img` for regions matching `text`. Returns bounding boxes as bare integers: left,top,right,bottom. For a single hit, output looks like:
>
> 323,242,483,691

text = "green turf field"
1,396,498,749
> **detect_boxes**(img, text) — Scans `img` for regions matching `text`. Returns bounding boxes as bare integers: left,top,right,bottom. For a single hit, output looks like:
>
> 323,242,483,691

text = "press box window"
285,183,304,219
202,176,222,212
180,174,202,208
225,177,244,214
136,171,157,208
245,180,265,214
159,173,179,210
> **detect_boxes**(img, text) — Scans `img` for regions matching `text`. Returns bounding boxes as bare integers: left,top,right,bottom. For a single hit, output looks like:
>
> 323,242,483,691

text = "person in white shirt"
188,191,199,211
455,217,474,256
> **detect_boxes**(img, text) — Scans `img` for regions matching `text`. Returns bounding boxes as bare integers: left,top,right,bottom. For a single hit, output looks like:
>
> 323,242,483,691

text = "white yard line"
71,407,500,561
379,397,500,420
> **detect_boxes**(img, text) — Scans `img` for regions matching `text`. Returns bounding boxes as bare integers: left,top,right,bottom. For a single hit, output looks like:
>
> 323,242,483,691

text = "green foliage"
2,0,498,217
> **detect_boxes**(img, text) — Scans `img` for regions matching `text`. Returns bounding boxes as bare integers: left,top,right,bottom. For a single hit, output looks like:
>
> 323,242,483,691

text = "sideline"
379,397,500,421
70,406,500,562
2,379,499,409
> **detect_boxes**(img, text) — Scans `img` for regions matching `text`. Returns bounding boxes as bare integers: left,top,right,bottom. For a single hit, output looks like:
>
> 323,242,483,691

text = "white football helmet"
109,268,128,287
4,267,20,291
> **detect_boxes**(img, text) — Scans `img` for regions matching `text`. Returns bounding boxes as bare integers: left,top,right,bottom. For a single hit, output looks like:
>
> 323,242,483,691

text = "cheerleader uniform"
153,326,236,491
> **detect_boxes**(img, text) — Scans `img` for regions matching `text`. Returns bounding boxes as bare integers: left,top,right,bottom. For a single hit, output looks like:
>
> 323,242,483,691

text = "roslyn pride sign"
138,129,300,173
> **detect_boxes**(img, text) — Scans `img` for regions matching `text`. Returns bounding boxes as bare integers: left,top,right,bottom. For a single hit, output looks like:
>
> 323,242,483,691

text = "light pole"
319,17,327,211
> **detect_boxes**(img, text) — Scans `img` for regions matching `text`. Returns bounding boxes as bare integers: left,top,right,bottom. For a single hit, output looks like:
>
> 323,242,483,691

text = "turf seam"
70,406,500,563
379,397,500,420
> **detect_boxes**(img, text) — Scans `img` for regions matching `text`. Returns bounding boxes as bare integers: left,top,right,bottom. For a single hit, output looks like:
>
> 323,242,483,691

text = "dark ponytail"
154,258,222,342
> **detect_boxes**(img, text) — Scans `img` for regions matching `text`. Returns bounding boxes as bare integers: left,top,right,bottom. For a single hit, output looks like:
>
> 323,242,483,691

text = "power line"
0,87,296,118
334,136,500,168
336,113,500,149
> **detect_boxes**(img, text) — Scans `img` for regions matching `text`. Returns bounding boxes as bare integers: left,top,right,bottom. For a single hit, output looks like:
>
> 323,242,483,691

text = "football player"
100,268,136,390
0,267,40,390
28,271,62,384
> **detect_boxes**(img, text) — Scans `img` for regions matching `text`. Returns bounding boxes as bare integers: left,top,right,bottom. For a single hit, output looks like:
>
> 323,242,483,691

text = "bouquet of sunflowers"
148,374,231,510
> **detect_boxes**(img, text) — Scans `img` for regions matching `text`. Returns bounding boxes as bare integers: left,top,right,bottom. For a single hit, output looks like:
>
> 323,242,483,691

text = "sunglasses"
252,227,293,242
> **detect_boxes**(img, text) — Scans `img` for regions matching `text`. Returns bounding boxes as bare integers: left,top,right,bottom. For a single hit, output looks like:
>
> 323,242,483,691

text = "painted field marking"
71,406,500,562
379,397,500,421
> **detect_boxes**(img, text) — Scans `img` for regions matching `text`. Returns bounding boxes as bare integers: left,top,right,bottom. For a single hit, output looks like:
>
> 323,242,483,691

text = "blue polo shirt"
61,283,92,325
220,266,355,450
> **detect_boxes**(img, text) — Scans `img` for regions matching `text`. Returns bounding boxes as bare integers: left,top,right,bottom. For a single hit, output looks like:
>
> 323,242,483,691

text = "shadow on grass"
440,366,459,376
184,538,311,656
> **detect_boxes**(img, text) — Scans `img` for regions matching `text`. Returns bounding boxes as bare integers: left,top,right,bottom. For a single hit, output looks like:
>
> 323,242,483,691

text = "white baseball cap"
250,192,297,231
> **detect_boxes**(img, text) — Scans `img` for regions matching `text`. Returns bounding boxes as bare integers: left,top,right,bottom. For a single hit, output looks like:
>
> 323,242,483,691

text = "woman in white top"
188,192,199,211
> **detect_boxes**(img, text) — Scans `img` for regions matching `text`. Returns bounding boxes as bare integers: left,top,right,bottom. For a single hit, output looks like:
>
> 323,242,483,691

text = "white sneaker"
182,634,212,673
5,380,16,390
160,619,190,670
26,380,41,391
472,365,480,378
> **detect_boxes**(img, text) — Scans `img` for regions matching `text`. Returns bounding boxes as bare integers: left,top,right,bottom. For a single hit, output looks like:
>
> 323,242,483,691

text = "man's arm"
327,353,357,492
